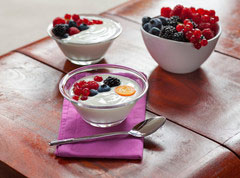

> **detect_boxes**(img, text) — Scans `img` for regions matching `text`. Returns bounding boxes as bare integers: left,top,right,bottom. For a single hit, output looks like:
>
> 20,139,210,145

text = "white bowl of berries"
59,64,148,127
141,5,221,74
47,14,122,66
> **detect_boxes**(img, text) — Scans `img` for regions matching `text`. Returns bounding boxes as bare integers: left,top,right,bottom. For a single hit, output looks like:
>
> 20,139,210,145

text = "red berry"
69,27,80,36
161,7,172,18
197,8,205,15
185,31,193,40
73,86,83,96
214,16,219,22
82,88,90,96
87,81,99,90
176,24,184,32
94,76,103,82
72,14,80,21
190,7,196,13
170,4,184,17
180,7,193,21
193,29,202,39
81,83,90,89
201,15,210,23
80,95,88,101
210,23,218,35
192,13,201,24
73,95,79,101
64,14,71,20
209,17,215,24
200,39,208,46
204,10,209,15
83,18,90,24
194,42,202,49
209,10,216,16
190,35,197,43
78,80,87,88
95,20,103,24
184,24,193,32
202,28,214,40
183,19,191,25
53,17,65,27
76,19,83,26
198,22,211,30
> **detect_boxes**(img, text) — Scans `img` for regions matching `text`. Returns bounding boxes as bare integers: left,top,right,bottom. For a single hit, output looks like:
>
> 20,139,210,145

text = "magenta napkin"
56,95,146,159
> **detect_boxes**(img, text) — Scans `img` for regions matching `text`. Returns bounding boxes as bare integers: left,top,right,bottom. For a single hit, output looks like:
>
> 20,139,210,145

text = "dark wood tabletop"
1,0,240,177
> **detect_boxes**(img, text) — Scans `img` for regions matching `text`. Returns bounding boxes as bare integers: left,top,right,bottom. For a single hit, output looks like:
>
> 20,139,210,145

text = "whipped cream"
62,15,121,44
71,74,141,106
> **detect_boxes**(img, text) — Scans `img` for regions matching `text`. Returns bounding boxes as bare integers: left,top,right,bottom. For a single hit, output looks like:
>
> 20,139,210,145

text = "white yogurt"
62,16,121,44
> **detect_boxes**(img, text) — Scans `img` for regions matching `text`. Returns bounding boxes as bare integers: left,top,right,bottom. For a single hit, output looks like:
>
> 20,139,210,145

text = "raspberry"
201,15,210,23
53,17,65,27
161,7,172,18
209,10,216,16
69,27,80,36
64,14,71,20
94,76,103,82
197,8,205,15
202,28,214,40
80,95,88,101
192,13,201,24
200,39,208,46
72,14,80,21
170,4,184,17
214,16,219,22
198,22,211,30
82,88,90,96
73,95,79,101
194,42,201,49
87,81,99,90
176,24,184,32
180,7,193,21
190,7,196,13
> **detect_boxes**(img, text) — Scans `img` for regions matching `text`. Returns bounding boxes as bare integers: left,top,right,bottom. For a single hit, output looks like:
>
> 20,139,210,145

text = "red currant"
185,31,193,40
82,88,90,96
185,24,193,32
200,39,208,46
190,35,197,43
72,14,80,21
176,24,184,32
73,95,79,101
194,42,201,49
73,86,83,96
80,95,88,101
183,19,191,25
94,76,103,82
87,81,99,90
64,14,71,20
193,29,202,39
78,80,87,88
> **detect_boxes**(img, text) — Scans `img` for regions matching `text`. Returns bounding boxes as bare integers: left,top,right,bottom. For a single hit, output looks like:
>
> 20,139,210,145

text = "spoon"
49,116,166,146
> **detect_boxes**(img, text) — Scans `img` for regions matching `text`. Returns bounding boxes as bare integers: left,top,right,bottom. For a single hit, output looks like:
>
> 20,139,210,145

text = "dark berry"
98,84,111,92
173,32,186,42
103,76,121,87
68,20,78,28
89,89,98,96
158,16,169,26
149,27,160,36
168,16,182,27
149,18,162,29
52,24,68,38
142,16,151,25
143,23,152,32
78,24,89,31
159,26,177,40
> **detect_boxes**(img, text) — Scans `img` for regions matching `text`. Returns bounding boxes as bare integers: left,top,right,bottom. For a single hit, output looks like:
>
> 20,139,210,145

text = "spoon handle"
49,131,129,146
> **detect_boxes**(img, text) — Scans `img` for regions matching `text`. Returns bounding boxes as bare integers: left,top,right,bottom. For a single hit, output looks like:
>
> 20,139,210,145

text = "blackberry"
173,32,187,42
168,16,182,27
52,24,67,37
103,76,121,87
159,26,177,40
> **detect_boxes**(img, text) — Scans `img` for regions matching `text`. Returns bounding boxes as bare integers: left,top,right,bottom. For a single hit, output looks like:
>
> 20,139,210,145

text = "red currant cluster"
72,76,103,101
161,5,219,49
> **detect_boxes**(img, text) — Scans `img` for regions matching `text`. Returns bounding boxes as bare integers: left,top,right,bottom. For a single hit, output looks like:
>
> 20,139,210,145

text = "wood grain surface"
1,53,240,177
107,0,240,59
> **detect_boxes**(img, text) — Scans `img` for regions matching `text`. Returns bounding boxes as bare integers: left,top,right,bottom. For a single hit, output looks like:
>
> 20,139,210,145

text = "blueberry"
149,27,160,36
64,24,69,31
68,20,77,28
62,33,69,38
78,24,89,31
159,16,169,26
98,84,111,92
143,22,152,32
89,89,98,96
142,16,151,25
150,18,162,29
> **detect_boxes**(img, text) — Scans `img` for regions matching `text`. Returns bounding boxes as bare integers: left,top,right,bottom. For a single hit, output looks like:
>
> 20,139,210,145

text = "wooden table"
1,0,240,177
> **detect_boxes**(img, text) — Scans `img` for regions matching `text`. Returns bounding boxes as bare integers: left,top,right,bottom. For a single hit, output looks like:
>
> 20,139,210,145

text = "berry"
190,35,198,43
194,42,201,49
83,18,90,24
160,25,177,40
76,19,83,26
200,39,208,46
158,16,169,26
170,4,184,17
209,10,216,16
53,17,65,27
78,80,87,88
173,32,186,42
180,7,193,21
52,24,68,37
150,18,162,29
193,29,202,39
210,23,218,35
82,88,90,96
161,7,172,18
184,24,193,33
143,23,152,32
183,19,191,25
192,13,201,24
63,33,69,38
149,27,161,36
73,86,83,96
185,31,193,40
98,84,111,92
197,8,205,15
176,24,184,32
89,89,98,96
87,81,99,90
81,83,90,89
96,20,103,24
68,20,78,28
69,27,80,36
103,76,121,87
214,16,219,22
168,16,181,27
142,16,151,25
198,22,211,30
80,95,88,101
64,14,71,20
202,28,214,40
201,15,210,23
78,24,89,31
72,14,80,21
190,7,196,13
73,95,79,101
94,76,103,82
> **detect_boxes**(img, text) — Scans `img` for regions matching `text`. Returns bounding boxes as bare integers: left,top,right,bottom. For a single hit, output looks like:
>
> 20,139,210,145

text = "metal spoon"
49,116,166,146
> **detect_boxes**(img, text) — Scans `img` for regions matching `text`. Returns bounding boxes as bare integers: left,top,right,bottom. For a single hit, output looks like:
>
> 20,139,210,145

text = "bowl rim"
47,14,122,45
141,21,222,44
59,64,149,109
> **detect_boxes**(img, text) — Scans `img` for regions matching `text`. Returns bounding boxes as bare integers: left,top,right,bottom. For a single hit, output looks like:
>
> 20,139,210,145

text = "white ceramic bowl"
141,24,221,74
59,64,148,128
47,14,122,65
